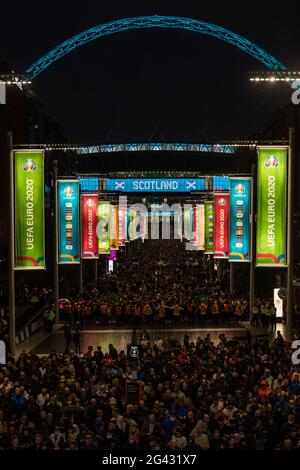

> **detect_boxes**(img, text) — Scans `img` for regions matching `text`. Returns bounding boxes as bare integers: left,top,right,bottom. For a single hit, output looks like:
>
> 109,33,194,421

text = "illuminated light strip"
4,80,32,85
16,143,237,154
75,143,236,155
14,140,288,153
26,16,286,78
249,71,300,83
250,77,300,82
0,74,32,85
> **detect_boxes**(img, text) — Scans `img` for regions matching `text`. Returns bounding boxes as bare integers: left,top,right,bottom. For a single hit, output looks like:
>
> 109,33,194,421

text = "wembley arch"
25,16,286,79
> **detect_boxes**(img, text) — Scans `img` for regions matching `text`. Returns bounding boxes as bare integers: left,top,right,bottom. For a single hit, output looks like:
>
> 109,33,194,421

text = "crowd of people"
1,330,300,450
16,286,51,308
0,287,52,342
58,240,277,328
59,295,278,329
1,239,300,452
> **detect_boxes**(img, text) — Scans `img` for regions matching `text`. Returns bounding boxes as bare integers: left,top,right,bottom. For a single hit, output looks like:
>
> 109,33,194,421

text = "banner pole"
217,260,222,284
287,128,295,340
79,191,83,296
8,131,15,356
94,259,98,283
209,255,213,284
79,261,83,295
53,162,59,324
249,164,256,325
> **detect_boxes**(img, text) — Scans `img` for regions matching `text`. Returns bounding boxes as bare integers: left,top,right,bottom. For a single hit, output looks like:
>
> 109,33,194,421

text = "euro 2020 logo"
22,159,37,172
234,184,245,196
218,198,227,206
63,186,74,198
86,198,95,207
264,155,279,168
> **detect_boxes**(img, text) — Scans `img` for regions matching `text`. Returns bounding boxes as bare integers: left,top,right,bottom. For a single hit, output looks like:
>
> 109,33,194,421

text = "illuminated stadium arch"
26,16,286,79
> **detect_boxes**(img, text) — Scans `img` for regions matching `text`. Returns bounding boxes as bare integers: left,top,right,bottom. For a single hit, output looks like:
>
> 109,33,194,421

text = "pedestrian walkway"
14,319,285,356
17,325,249,354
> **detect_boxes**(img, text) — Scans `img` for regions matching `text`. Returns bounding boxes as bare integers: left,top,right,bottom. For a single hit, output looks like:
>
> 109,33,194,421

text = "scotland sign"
106,178,205,193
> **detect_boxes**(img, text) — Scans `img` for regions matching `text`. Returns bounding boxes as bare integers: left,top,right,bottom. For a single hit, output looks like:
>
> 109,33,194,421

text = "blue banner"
57,180,80,264
213,176,230,191
106,178,205,192
229,178,251,262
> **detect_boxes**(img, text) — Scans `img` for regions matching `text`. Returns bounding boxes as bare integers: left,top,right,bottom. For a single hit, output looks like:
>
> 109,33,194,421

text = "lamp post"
94,259,98,283
79,261,83,296
229,262,234,292
287,127,295,339
53,160,59,323
8,131,16,355
249,164,256,325
249,73,298,340
79,191,83,296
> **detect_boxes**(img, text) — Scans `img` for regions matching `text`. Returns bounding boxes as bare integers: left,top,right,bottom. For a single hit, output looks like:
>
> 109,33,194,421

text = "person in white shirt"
190,421,210,449
0,377,13,395
36,388,50,409
171,427,187,449
223,402,238,422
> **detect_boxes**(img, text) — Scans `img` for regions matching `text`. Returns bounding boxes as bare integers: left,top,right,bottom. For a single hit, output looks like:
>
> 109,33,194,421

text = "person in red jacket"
258,379,272,397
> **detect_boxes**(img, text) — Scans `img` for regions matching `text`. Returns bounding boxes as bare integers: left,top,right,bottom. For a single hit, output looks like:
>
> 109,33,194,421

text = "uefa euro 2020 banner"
256,147,287,267
81,194,98,259
197,204,205,251
57,180,80,264
110,205,119,250
204,201,214,254
118,206,127,246
15,150,45,269
183,207,193,241
229,178,251,262
128,209,137,241
98,201,110,254
193,205,205,250
214,193,230,258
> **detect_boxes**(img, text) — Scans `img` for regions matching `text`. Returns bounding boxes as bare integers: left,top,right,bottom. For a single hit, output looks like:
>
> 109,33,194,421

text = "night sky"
1,1,299,143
